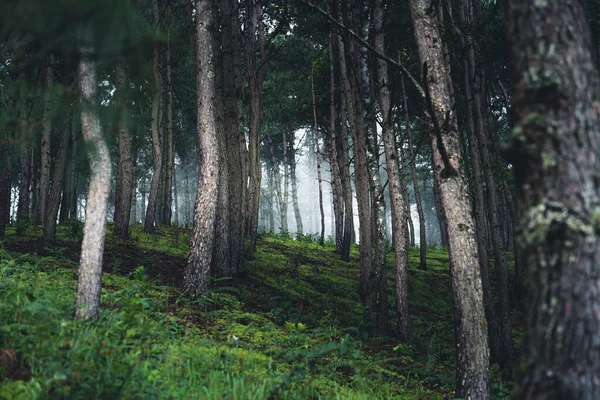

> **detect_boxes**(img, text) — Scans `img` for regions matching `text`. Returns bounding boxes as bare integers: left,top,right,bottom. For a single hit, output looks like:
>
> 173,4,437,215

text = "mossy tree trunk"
503,1,600,398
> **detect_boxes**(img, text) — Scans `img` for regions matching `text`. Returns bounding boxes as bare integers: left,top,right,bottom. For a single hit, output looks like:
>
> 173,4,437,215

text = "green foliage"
0,228,521,399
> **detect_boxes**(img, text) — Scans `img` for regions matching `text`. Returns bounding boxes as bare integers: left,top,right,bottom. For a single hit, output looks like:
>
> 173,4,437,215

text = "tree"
409,0,491,397
184,0,220,295
74,28,112,320
503,1,600,398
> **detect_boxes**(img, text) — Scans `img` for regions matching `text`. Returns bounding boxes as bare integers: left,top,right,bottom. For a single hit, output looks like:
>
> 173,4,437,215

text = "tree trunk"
184,154,191,226
374,0,409,339
74,29,112,320
144,0,163,233
0,153,10,238
185,0,220,295
455,0,502,368
38,57,54,227
113,57,133,239
290,145,303,234
245,0,266,250
311,70,326,245
400,77,427,270
222,0,246,274
337,82,354,261
410,0,491,397
503,1,600,398
45,98,72,238
140,152,147,223
281,130,289,233
17,77,31,234
173,163,178,226
163,11,174,226
338,30,372,300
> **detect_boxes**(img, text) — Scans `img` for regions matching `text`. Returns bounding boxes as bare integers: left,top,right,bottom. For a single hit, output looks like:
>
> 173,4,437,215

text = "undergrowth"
0,226,518,399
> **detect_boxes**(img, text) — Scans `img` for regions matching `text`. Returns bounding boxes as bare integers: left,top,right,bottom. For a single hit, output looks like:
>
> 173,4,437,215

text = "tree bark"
410,0,491,397
337,82,354,261
374,0,409,340
38,56,54,227
401,76,427,269
17,77,31,235
163,9,174,226
290,144,303,234
185,0,220,295
503,1,600,398
0,152,10,238
245,0,266,250
144,0,163,233
45,97,72,238
74,29,112,320
113,57,133,239
311,70,326,245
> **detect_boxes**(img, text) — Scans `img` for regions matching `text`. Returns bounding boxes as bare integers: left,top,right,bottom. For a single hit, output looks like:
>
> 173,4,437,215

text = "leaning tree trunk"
409,0,491,397
74,29,112,320
374,0,409,340
113,57,133,239
503,1,600,399
144,0,163,233
184,0,220,295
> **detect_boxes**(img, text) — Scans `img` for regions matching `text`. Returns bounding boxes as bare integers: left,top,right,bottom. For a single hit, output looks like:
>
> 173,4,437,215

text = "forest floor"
0,224,521,399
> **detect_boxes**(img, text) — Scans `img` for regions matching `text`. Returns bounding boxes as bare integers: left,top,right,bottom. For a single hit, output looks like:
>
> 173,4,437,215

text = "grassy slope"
0,225,518,399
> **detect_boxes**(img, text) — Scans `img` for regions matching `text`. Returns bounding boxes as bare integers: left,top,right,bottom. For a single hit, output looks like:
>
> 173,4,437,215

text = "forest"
1,0,600,399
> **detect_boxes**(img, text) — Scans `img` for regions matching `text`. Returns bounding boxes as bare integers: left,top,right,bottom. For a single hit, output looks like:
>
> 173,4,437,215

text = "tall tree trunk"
17,76,31,234
311,69,326,245
337,83,354,261
268,135,286,233
410,0,491,397
131,183,137,225
185,0,220,295
184,154,191,226
38,56,54,227
222,0,246,274
374,0,409,339
245,0,266,250
113,57,133,239
74,29,112,320
173,163,178,226
144,0,163,233
290,146,303,234
503,1,600,398
163,11,174,226
281,130,289,233
338,30,372,300
45,97,72,238
455,0,501,367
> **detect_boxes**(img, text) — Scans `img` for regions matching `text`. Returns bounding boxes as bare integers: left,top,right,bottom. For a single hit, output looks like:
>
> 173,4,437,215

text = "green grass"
0,225,519,399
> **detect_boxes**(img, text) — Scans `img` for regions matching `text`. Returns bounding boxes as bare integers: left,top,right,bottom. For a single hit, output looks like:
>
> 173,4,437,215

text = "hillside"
0,226,518,399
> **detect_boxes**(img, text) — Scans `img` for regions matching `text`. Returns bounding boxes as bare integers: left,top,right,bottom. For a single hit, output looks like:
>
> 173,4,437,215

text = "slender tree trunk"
45,97,72,238
245,0,266,250
311,70,326,245
163,11,174,226
268,135,287,233
503,1,600,398
0,153,10,238
374,0,409,339
455,0,501,367
144,0,163,233
290,146,303,234
327,37,344,253
113,57,133,239
173,163,178,226
410,0,491,397
338,30,372,300
140,152,147,223
131,183,137,225
74,29,112,320
38,57,54,227
337,84,354,260
17,76,31,234
281,130,289,233
184,154,191,226
185,0,220,295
